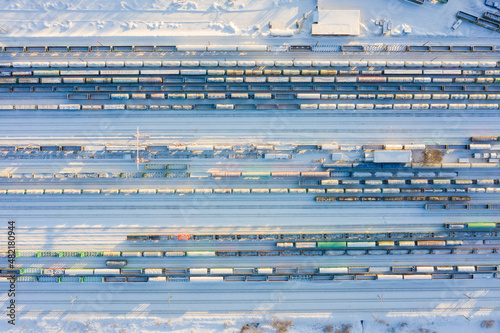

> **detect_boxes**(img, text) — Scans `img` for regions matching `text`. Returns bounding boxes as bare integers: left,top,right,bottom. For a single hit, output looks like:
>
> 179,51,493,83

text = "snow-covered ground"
3,310,499,332
0,0,497,42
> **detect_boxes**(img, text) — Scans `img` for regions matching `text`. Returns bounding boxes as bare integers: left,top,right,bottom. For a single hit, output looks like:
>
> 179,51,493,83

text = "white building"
312,0,360,36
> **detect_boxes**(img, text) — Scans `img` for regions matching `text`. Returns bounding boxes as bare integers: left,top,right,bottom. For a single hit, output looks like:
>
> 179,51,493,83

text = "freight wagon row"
0,60,498,68
0,172,188,179
3,273,498,283
213,171,500,178
5,85,500,97
457,11,500,32
0,188,486,196
299,179,500,186
277,240,470,248
9,242,500,260
3,75,500,85
3,102,500,112
315,187,492,195
315,196,471,202
3,267,499,283
62,92,500,101
12,170,496,181
298,103,500,111
2,140,499,153
4,265,498,277
3,73,500,84
126,224,500,241
1,61,499,70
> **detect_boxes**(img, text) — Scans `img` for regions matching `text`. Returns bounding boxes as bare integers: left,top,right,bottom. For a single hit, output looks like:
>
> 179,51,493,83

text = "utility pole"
136,127,139,170
134,127,149,169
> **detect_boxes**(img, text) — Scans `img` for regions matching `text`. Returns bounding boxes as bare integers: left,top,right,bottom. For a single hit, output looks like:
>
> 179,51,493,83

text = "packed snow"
2,313,499,332
0,0,497,39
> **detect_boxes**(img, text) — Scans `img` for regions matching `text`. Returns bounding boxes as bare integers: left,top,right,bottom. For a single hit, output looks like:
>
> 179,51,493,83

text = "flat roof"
373,150,412,163
311,10,360,36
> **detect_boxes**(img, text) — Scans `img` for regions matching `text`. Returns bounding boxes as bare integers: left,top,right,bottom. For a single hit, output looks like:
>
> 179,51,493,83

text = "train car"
102,251,122,257
186,251,216,257
144,268,163,275
347,242,376,247
400,188,422,193
277,242,294,248
0,78,16,84
315,196,336,202
126,235,148,241
319,267,348,274
338,197,359,202
317,242,347,248
65,268,94,275
210,268,234,275
450,196,471,201
86,78,112,84
33,70,60,76
399,241,416,247
357,76,387,83
417,240,446,247
165,251,186,257
295,242,316,248
110,93,130,100
95,269,121,275
149,235,170,241
383,197,404,201
471,136,498,142
63,77,85,84
361,197,382,201
105,260,128,267
143,251,163,257
121,268,143,275
444,223,466,229
467,222,498,229
43,268,65,275
428,196,449,201
0,268,21,275
138,77,164,86
12,71,33,76
405,196,427,201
